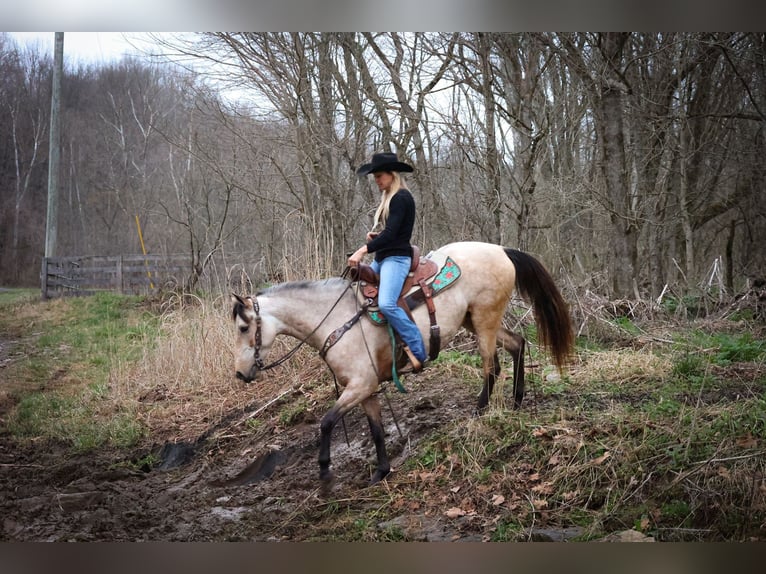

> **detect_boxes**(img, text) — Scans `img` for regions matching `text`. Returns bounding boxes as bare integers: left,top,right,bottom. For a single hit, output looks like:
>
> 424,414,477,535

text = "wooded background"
2,32,764,299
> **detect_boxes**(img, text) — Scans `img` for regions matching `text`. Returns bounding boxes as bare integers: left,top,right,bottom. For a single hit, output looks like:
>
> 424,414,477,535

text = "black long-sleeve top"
366,189,416,263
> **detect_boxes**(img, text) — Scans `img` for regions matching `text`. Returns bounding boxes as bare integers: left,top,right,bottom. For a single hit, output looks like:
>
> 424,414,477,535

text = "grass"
11,392,144,450
0,288,38,306
1,291,161,450
375,315,766,541
1,288,764,541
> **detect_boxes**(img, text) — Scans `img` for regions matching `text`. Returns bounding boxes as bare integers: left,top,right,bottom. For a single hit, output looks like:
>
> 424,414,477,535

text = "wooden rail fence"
41,254,189,299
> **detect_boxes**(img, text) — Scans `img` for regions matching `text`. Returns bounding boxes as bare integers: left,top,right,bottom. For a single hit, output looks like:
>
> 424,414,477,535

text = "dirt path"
1,371,497,541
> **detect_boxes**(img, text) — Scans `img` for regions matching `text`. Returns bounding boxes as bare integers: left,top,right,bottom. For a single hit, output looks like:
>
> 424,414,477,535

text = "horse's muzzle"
236,369,260,383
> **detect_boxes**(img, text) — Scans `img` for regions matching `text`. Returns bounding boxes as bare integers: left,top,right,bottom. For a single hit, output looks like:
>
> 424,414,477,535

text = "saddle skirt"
350,250,462,325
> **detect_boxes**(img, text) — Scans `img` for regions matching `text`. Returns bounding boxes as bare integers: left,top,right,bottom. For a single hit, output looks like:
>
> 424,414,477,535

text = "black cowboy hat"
356,152,414,176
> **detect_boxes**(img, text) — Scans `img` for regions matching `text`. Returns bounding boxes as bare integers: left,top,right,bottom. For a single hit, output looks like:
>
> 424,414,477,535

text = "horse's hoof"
369,468,391,486
319,471,335,497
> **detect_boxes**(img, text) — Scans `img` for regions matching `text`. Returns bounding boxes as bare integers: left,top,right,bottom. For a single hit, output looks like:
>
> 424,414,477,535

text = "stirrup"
402,346,424,374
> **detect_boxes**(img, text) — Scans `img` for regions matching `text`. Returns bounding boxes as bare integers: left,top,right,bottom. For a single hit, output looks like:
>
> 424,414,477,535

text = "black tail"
505,248,573,371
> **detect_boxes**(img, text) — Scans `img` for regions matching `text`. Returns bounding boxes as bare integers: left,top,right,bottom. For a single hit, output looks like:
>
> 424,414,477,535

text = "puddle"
209,449,288,487
157,442,196,470
210,506,249,521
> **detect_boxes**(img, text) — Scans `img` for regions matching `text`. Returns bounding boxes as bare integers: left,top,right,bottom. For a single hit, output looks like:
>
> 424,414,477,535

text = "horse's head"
231,293,271,383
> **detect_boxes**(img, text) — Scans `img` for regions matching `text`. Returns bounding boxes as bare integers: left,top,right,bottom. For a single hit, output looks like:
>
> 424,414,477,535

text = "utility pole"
44,32,64,259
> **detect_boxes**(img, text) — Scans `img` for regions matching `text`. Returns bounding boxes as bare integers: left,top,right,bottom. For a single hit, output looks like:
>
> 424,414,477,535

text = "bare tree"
3,32,765,298
538,33,639,297
1,43,50,282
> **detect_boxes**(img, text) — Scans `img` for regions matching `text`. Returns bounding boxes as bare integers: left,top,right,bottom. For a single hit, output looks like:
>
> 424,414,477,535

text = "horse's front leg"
318,404,342,488
361,395,390,484
317,378,377,492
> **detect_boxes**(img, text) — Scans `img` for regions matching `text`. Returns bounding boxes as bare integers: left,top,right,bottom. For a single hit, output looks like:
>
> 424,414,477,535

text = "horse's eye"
239,325,249,334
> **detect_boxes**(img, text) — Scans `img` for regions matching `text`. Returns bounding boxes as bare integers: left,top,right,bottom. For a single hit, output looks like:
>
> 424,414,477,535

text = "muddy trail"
4,301,763,542
1,371,496,542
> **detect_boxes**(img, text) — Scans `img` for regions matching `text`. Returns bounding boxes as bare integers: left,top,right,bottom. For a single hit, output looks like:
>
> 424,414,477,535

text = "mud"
0,372,483,541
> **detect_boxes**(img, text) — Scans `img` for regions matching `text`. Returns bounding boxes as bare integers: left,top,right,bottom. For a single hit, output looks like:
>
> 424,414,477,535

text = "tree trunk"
597,33,637,298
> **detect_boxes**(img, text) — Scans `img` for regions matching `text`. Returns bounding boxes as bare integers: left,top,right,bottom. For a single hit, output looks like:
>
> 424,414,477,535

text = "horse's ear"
231,293,253,309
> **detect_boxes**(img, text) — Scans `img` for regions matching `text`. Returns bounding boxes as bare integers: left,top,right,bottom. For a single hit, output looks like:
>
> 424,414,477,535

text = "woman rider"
347,152,428,372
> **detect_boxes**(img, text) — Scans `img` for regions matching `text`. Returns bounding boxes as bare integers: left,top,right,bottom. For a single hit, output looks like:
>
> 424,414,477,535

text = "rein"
252,269,405,441
251,281,353,372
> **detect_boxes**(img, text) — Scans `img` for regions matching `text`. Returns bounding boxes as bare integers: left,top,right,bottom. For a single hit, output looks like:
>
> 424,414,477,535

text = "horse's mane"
256,277,349,297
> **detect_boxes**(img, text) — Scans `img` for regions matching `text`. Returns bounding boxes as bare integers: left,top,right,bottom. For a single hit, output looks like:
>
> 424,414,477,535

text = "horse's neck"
263,282,350,345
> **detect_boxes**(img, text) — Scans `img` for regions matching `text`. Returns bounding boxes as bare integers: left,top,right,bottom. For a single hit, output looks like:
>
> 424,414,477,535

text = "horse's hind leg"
361,395,390,485
476,350,501,413
496,327,526,408
469,311,525,412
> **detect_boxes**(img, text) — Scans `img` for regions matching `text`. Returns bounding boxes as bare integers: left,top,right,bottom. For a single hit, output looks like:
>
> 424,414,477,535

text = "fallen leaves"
592,451,611,465
531,481,555,495
444,507,466,519
736,433,758,448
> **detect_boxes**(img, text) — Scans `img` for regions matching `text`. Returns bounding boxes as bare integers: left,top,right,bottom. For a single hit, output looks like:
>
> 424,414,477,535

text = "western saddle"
348,246,441,361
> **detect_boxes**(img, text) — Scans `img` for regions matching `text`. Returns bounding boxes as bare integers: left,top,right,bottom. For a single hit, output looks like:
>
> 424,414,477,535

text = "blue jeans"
371,256,427,362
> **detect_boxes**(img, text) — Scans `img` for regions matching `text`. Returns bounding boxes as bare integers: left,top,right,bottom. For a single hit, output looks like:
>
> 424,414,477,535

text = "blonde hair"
372,172,404,230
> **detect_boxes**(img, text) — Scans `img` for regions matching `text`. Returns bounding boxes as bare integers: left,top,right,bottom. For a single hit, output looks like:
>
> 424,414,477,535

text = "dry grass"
570,348,673,389
4,285,763,540
92,284,766,540
111,293,254,441
111,292,337,444
390,308,766,541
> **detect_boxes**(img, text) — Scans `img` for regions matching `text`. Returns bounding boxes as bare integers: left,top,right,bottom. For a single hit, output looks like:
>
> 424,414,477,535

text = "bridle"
244,277,404,440
247,283,354,373
249,296,307,372
250,297,265,371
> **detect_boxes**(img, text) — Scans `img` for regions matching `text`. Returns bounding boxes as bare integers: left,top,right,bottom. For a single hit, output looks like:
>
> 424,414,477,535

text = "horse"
231,241,573,489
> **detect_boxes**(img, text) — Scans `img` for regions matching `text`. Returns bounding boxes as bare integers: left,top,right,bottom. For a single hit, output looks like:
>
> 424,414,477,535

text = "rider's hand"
347,245,367,268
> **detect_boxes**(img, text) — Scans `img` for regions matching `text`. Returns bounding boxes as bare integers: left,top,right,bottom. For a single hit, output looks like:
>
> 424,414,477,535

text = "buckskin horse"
231,241,573,489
